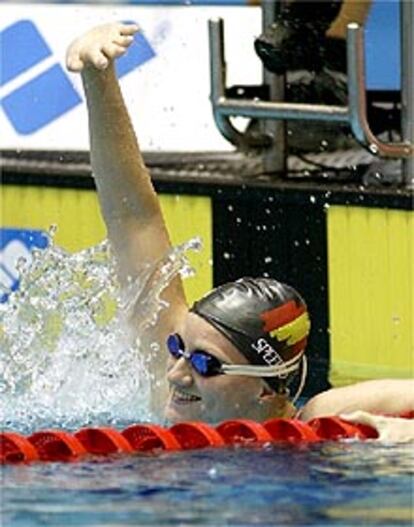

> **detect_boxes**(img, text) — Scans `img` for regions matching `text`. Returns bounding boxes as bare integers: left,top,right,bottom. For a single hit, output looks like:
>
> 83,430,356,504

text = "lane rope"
0,416,391,464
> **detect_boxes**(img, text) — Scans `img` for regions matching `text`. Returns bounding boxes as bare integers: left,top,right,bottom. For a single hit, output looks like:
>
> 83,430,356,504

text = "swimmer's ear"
258,384,278,402
258,384,295,418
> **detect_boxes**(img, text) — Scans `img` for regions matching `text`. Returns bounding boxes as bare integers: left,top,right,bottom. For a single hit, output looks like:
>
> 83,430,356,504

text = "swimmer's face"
164,312,280,424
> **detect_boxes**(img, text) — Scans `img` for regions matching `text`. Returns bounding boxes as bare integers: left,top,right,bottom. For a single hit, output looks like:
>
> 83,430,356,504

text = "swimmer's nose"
167,357,193,387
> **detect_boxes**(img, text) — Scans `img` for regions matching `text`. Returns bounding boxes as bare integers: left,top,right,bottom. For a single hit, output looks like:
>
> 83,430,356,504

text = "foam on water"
0,229,201,433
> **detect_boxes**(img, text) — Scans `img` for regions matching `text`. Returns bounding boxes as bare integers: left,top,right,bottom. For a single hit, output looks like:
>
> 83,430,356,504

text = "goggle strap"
290,356,308,405
221,351,304,377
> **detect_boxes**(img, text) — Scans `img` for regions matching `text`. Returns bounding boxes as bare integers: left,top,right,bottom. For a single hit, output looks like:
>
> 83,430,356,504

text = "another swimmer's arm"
298,379,414,421
66,23,186,314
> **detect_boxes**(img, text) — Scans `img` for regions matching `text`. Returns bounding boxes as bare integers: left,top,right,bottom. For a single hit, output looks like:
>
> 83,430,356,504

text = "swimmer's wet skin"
65,22,414,441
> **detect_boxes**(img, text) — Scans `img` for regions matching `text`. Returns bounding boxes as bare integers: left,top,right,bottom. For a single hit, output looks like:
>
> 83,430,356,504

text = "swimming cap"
190,277,310,392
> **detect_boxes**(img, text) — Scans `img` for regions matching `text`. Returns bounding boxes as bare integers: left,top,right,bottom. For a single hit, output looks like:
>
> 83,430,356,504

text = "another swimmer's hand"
341,410,414,443
66,22,139,72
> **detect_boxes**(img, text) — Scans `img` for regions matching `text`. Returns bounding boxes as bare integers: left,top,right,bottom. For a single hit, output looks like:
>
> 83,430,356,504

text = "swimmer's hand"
341,410,414,443
66,22,139,72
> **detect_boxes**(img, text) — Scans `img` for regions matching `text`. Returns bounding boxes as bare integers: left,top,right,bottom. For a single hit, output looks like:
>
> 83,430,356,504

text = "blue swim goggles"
166,333,224,377
166,333,304,380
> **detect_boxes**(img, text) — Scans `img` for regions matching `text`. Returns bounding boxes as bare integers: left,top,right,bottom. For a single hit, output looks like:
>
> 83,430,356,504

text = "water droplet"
369,144,379,154
208,467,217,478
48,224,58,237
16,256,28,276
150,342,160,353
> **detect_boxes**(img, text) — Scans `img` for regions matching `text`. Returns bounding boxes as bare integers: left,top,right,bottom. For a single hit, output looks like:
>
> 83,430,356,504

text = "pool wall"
328,206,413,386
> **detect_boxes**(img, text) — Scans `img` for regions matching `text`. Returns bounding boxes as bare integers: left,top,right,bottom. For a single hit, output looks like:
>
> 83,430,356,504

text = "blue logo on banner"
0,228,49,302
0,20,156,134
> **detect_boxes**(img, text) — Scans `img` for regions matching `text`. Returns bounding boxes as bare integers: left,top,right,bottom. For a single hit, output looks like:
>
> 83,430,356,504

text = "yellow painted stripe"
270,311,311,345
1,185,212,306
327,206,414,386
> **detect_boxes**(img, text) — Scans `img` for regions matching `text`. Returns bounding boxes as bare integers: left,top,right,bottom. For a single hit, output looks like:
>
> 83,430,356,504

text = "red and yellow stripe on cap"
260,301,310,345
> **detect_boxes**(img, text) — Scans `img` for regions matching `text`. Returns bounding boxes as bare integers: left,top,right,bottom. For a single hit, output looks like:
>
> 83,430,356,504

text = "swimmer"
66,23,413,439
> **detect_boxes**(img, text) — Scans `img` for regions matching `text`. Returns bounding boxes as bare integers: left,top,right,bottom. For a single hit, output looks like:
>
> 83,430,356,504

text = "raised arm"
66,23,187,328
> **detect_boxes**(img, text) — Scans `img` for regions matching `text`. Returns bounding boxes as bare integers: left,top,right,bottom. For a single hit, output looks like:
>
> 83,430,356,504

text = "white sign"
0,4,261,152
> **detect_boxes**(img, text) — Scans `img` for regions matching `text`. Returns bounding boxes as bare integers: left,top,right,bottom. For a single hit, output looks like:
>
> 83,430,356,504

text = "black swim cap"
190,277,310,392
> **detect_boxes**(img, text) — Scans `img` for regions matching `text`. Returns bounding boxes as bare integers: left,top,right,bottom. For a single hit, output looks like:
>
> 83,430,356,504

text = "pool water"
2,441,413,526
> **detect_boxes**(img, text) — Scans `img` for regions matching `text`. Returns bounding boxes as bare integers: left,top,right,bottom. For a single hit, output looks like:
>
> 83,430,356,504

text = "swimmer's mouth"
172,388,202,404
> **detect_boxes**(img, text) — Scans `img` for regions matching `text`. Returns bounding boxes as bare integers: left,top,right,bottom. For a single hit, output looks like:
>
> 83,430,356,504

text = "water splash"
0,231,201,433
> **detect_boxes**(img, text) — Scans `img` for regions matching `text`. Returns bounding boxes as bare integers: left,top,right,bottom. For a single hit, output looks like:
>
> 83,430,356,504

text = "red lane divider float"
216,419,273,445
264,418,320,443
1,432,39,463
170,422,225,449
0,416,386,464
29,430,87,462
122,424,181,452
308,416,379,440
74,427,135,456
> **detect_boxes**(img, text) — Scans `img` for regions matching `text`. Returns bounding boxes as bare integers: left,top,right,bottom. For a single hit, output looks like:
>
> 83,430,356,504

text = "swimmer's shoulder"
297,379,414,421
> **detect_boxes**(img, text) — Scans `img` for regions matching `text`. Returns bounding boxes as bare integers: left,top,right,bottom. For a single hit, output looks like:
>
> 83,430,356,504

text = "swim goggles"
166,333,304,380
